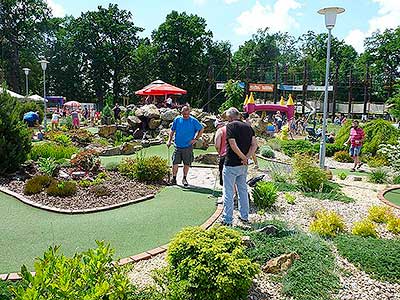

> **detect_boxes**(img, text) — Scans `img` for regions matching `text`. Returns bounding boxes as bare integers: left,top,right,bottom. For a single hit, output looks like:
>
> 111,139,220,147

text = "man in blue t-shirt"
23,111,40,127
167,106,204,186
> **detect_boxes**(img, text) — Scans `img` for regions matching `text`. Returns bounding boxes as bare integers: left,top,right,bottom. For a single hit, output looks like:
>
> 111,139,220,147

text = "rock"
193,137,209,150
194,153,219,165
134,145,143,152
241,236,254,248
133,128,145,139
190,108,203,119
160,108,179,122
161,120,172,129
141,140,150,148
201,115,217,133
59,170,70,179
158,128,170,141
149,118,162,129
148,138,163,146
325,168,333,180
117,124,130,133
120,142,140,155
262,253,300,274
256,225,279,236
250,114,268,136
141,104,160,119
127,115,142,128
100,146,121,156
135,107,144,118
98,125,118,138
353,176,363,181
71,171,86,180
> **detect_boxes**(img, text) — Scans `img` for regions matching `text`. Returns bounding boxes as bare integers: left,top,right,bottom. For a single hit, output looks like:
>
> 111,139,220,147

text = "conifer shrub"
46,181,77,197
293,154,327,192
24,175,55,195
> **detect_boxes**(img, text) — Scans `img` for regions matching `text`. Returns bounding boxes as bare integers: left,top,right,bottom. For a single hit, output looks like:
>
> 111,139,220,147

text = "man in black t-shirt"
222,107,257,226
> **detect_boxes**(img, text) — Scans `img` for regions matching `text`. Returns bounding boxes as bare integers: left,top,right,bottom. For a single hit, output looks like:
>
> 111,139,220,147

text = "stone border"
0,189,223,280
0,186,155,214
378,185,400,210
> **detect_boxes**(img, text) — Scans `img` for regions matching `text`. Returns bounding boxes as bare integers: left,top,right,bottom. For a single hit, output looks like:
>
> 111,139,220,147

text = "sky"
46,0,400,53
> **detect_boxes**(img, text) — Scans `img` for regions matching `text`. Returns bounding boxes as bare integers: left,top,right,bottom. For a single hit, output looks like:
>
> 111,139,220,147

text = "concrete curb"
377,185,400,210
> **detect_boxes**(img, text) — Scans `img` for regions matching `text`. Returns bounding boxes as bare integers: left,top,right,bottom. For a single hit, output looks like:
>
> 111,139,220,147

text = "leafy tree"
219,80,244,113
0,84,32,175
387,82,400,119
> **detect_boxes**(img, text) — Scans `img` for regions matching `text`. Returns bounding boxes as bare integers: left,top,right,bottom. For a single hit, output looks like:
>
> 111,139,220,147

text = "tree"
0,84,32,175
387,82,400,120
219,80,244,113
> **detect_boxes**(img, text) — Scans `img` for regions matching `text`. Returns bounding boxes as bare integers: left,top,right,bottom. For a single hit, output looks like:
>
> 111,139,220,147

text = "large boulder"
98,125,117,138
149,118,162,130
201,115,217,133
127,115,142,128
194,153,219,165
190,108,203,119
140,104,160,119
160,108,179,122
262,253,300,274
250,115,268,136
193,137,209,150
120,141,141,155
157,128,170,141
100,146,121,156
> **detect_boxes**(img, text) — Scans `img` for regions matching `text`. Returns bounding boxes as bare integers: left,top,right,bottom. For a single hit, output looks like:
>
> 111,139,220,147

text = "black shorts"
172,146,194,166
219,156,225,186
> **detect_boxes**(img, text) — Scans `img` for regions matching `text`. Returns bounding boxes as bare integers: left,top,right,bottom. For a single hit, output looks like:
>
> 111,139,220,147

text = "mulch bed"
0,172,163,211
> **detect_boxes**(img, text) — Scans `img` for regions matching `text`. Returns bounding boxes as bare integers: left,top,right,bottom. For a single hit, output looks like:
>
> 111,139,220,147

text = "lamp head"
22,68,31,75
38,59,49,71
318,7,345,29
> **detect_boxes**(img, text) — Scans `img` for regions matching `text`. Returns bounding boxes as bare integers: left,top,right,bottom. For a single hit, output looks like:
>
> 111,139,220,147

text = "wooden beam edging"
377,185,400,210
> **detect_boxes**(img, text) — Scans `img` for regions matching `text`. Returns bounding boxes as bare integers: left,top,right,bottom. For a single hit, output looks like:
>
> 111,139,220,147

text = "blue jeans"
222,165,249,224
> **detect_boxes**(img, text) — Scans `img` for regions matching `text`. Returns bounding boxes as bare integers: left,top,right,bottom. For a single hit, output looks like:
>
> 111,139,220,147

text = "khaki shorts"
172,146,194,166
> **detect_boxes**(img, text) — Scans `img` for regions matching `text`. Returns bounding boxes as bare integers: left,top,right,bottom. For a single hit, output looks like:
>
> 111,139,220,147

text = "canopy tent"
135,80,187,96
0,88,24,99
28,94,46,102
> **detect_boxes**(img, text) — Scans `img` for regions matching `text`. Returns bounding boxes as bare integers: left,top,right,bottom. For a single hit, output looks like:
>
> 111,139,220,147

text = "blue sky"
46,0,400,53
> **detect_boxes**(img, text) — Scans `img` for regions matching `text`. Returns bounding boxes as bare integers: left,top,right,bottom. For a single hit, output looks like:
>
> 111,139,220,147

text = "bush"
47,181,77,197
367,155,389,168
71,150,101,172
293,154,327,192
158,226,259,300
30,142,78,160
37,157,58,176
24,175,55,195
284,192,296,205
11,242,143,299
338,172,347,180
260,145,275,158
0,86,32,175
252,181,278,209
68,129,94,145
17,100,44,123
387,216,400,234
367,205,393,223
280,140,317,157
118,158,136,177
333,150,353,163
309,209,345,238
266,138,282,151
324,143,345,157
352,219,377,237
134,155,169,182
334,120,353,147
363,119,400,156
368,168,389,184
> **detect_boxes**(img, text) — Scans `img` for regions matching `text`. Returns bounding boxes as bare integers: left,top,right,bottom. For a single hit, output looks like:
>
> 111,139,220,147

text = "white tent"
28,94,46,102
0,87,24,99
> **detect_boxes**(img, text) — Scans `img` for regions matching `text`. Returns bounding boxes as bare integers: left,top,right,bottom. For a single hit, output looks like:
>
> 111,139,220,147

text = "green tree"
387,82,400,119
219,80,244,113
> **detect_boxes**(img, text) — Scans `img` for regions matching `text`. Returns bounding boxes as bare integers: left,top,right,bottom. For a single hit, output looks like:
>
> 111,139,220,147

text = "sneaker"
220,221,232,227
170,178,177,185
350,168,356,172
182,178,188,187
238,216,250,224
356,162,363,170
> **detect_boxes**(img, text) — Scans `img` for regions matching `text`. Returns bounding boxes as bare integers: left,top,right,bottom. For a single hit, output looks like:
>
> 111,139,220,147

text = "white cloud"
234,0,302,35
344,0,400,53
224,0,240,4
46,0,65,17
193,0,207,6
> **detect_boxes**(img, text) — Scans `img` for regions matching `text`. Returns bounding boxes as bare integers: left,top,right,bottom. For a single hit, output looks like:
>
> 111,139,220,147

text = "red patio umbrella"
135,82,187,96
64,101,81,107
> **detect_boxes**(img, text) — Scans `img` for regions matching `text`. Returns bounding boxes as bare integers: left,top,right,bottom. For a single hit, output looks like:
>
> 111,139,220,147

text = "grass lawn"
384,189,400,206
0,186,216,273
331,168,369,177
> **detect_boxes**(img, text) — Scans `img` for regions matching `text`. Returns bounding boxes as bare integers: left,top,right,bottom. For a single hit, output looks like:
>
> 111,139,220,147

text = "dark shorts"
349,146,362,157
172,146,194,166
219,156,225,186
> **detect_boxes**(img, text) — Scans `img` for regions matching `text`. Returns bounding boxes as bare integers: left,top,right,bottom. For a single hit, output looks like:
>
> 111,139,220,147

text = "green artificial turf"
241,222,340,300
101,144,217,167
384,189,400,206
335,234,400,284
0,187,216,273
331,168,368,177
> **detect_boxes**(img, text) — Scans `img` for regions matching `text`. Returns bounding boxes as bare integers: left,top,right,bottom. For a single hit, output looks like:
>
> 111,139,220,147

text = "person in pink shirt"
345,120,365,171
214,119,227,186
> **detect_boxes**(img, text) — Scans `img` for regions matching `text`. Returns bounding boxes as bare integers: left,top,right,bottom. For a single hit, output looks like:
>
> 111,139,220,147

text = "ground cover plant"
242,221,340,300
335,235,400,283
252,181,278,209
368,168,389,184
46,180,77,197
309,209,345,238
30,142,78,160
23,175,55,195
351,219,377,237
37,157,58,176
367,205,394,223
333,150,353,163
260,145,275,158
280,140,317,157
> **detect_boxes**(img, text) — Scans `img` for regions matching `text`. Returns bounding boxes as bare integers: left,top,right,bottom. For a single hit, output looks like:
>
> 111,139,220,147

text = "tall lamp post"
22,68,30,96
317,7,345,169
39,59,49,131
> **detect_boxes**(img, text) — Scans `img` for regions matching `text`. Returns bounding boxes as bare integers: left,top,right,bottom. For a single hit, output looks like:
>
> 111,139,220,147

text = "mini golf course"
0,187,216,273
382,188,400,207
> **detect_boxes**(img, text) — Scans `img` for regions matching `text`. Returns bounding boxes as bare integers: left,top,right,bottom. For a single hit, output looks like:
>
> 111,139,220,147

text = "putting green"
0,187,216,273
331,168,368,176
384,188,400,207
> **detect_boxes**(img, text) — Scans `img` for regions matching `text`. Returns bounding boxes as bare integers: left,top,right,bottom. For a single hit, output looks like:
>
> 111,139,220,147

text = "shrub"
0,86,32,175
11,242,143,299
338,172,347,180
368,168,389,184
379,137,400,172
309,209,345,238
30,142,78,160
333,150,353,163
68,129,94,145
133,155,169,182
363,119,400,156
24,175,54,195
45,131,72,146
352,219,377,237
118,158,136,177
266,138,282,151
325,143,345,157
71,150,100,172
334,120,353,146
17,100,44,123
271,171,287,183
252,181,278,209
367,205,394,223
260,145,275,158
157,226,259,300
47,181,77,197
280,140,317,157
387,216,400,234
293,154,327,192
284,192,296,205
367,155,389,168
394,175,400,184
91,184,111,197
38,157,58,176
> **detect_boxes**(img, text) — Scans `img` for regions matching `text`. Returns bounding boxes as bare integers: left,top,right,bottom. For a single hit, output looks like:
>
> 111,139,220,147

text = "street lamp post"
317,7,345,169
22,68,30,97
39,59,49,131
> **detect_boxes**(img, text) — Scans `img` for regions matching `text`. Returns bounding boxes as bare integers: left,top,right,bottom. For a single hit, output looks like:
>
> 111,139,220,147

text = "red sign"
249,83,274,92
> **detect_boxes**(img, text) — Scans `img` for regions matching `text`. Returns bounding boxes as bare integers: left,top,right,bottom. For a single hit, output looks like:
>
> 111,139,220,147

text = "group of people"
167,105,257,226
